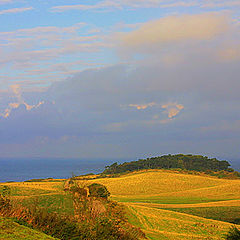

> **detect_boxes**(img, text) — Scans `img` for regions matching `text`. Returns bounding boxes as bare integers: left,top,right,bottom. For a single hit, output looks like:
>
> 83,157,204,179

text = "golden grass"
83,170,239,195
126,203,235,240
74,170,240,239
2,170,240,240
79,170,240,205
156,182,240,200
0,181,63,192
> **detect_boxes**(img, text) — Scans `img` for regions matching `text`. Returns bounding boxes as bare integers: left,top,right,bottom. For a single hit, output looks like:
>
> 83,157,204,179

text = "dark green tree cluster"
88,183,110,199
103,154,231,174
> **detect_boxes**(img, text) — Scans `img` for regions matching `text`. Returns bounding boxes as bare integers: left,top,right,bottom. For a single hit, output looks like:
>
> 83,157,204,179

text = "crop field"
126,204,233,240
82,170,240,204
88,171,231,196
0,180,73,214
76,170,240,239
1,170,240,239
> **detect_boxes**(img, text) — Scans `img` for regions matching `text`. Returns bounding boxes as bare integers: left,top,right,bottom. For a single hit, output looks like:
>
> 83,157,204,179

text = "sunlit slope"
0,180,74,214
126,204,233,240
0,216,56,240
0,180,64,195
84,170,240,204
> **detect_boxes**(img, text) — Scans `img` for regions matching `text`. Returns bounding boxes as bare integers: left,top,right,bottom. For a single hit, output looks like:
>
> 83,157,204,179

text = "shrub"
88,183,110,199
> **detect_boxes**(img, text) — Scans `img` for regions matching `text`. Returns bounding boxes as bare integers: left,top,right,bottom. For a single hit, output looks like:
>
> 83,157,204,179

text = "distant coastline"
0,157,239,183
0,158,120,182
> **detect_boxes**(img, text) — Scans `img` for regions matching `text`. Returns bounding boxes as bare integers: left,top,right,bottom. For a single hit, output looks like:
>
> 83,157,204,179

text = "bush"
225,226,240,240
88,183,110,199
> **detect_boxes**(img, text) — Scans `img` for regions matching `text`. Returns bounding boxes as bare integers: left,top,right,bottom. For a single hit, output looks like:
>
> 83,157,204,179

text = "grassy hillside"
0,216,56,240
76,169,240,239
0,178,144,240
83,170,240,204
0,180,74,215
126,204,232,240
1,170,240,239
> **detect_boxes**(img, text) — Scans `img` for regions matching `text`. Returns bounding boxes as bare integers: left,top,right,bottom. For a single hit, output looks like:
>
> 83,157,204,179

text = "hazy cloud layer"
0,10,240,159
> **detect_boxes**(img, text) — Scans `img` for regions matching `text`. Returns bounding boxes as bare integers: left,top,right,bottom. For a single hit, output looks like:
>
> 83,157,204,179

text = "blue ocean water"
0,158,121,183
0,157,239,183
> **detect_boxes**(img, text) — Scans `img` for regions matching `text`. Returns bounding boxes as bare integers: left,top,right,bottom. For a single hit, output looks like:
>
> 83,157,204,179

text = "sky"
0,0,240,161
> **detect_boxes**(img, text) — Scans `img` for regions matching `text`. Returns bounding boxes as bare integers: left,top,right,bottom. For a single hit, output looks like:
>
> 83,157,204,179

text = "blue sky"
0,0,240,161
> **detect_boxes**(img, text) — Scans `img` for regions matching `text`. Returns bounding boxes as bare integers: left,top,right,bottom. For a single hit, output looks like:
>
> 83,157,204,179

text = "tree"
88,183,110,199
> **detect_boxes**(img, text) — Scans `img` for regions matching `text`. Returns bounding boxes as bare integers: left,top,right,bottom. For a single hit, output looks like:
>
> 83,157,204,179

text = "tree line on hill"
103,154,233,174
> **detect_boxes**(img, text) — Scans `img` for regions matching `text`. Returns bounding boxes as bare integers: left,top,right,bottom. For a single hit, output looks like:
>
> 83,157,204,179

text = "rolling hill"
1,169,240,239
78,169,240,239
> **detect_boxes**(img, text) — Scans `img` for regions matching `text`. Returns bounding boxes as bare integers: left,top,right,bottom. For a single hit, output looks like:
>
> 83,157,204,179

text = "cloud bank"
0,11,239,159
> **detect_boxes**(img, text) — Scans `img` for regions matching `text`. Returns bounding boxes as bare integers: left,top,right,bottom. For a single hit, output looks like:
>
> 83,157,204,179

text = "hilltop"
103,154,234,174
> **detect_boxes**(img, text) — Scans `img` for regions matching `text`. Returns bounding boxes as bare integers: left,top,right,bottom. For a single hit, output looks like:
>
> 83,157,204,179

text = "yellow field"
127,204,233,240
76,170,240,239
1,180,64,191
0,180,73,215
1,170,240,239
80,170,240,203
87,170,231,196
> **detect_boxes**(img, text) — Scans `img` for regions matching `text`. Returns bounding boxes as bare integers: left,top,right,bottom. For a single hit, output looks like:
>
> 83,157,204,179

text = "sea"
0,157,239,183
0,158,126,183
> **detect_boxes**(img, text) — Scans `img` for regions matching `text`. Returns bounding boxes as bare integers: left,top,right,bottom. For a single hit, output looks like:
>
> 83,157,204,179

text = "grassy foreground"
1,170,240,239
0,216,56,240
